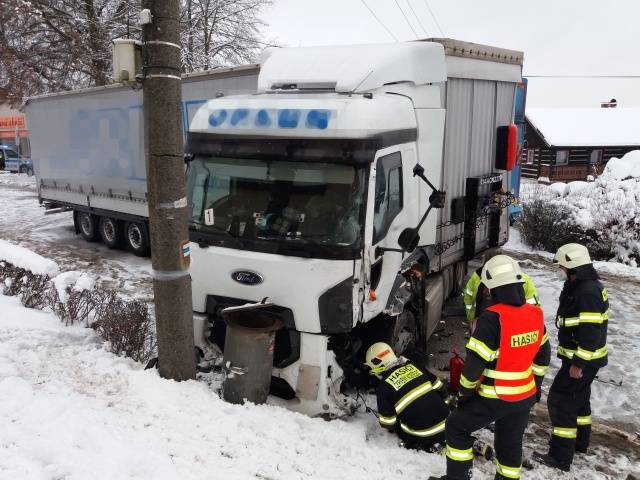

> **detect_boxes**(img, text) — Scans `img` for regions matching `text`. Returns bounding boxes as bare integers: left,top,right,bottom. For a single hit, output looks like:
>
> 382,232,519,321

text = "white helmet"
364,342,397,375
481,255,525,290
554,243,592,269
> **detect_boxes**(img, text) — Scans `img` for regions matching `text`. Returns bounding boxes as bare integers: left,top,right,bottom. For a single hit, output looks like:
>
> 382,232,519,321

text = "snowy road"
0,173,152,299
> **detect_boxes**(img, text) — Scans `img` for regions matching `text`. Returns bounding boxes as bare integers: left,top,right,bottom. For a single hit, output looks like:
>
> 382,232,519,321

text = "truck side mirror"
398,227,419,252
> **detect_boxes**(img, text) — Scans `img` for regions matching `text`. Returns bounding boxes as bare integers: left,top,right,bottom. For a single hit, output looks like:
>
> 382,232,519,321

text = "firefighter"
533,243,609,472
434,255,551,480
464,263,541,324
365,342,450,452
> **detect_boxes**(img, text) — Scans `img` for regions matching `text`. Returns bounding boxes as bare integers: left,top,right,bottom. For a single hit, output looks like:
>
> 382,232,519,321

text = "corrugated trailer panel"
437,78,473,270
436,76,517,270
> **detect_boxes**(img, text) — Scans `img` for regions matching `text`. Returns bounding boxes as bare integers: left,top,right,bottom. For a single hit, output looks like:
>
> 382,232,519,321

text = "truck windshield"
186,155,367,259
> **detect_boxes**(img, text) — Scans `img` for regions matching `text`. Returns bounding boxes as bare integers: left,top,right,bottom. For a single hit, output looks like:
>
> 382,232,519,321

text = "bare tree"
180,0,273,72
0,0,141,105
0,0,274,104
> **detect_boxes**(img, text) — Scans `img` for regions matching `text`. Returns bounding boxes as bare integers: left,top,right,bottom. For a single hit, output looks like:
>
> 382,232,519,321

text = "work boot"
426,476,448,480
531,451,570,472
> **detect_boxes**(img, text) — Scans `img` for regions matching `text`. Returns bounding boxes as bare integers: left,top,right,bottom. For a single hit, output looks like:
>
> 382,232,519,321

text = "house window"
526,149,535,165
556,150,569,165
590,149,603,164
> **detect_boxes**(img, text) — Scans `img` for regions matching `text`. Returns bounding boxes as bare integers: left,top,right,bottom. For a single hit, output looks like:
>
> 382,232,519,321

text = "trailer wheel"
99,217,124,249
125,221,151,257
77,212,100,242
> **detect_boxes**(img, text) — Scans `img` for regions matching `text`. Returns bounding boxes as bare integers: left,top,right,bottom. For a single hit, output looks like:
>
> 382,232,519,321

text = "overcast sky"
262,0,640,106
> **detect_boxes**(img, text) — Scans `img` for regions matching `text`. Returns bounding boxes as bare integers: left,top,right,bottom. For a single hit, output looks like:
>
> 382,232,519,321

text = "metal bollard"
222,308,282,405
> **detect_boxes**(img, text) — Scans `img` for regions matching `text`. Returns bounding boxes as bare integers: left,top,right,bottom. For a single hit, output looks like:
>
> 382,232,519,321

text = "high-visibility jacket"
556,265,609,369
483,304,543,401
459,294,550,402
375,360,449,439
463,268,540,322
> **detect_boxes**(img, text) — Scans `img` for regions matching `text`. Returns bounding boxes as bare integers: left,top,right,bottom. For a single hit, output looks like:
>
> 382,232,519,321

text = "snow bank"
52,271,96,303
601,150,640,181
519,151,640,265
0,239,59,276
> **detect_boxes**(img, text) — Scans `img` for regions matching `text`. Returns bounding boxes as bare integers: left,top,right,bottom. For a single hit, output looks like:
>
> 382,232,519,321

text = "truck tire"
389,310,417,354
77,211,100,242
99,217,124,249
125,221,151,257
26,167,34,177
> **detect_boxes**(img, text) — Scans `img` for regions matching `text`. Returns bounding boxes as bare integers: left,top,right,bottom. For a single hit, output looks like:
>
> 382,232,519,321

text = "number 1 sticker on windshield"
204,208,214,225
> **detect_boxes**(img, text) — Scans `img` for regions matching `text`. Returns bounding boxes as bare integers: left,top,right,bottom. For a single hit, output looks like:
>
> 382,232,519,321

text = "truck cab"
186,40,522,416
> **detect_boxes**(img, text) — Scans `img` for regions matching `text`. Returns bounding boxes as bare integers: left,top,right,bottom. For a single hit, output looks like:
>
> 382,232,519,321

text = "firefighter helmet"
480,255,524,290
365,342,397,375
553,243,592,269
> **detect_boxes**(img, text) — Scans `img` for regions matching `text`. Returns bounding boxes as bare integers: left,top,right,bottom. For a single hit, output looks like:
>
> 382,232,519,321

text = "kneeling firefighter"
365,342,449,451
437,255,551,480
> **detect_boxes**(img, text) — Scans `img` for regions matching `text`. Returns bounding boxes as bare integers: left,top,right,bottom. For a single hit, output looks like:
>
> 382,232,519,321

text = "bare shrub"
517,200,583,252
1,259,157,364
92,299,156,363
20,274,52,309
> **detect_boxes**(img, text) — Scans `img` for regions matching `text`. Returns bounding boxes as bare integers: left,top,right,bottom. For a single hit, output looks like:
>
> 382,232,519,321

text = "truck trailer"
26,39,524,417
25,64,259,255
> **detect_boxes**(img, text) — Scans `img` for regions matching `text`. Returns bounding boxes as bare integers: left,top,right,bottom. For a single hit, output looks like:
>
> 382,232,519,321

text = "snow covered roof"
526,108,640,147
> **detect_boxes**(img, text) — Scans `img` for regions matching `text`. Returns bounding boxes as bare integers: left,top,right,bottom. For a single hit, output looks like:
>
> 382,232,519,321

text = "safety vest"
484,304,543,402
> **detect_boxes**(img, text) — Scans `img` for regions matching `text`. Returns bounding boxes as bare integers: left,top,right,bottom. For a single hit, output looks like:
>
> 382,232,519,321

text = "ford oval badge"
231,270,264,286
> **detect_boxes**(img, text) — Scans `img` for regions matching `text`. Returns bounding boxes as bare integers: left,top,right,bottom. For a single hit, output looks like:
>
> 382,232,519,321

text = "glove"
536,388,542,403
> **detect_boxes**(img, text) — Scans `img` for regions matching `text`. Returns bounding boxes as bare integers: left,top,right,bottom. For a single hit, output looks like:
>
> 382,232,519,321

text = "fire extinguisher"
449,347,465,393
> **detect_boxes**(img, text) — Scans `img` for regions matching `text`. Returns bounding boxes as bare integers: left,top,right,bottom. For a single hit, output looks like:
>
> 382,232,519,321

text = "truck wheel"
389,310,417,354
26,167,34,177
125,221,151,257
99,217,124,249
77,212,100,242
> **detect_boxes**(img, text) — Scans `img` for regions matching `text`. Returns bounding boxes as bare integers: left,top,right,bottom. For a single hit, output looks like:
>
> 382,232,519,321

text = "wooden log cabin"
520,108,640,182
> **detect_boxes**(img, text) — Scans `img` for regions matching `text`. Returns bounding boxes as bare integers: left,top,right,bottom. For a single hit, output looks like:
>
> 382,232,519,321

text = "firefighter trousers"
445,395,535,480
547,360,598,465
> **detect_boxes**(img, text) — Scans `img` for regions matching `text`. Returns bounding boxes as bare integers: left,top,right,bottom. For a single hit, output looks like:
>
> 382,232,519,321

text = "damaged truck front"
187,40,524,417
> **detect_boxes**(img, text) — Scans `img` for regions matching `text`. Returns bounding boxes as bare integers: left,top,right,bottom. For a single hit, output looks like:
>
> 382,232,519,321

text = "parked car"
0,145,33,175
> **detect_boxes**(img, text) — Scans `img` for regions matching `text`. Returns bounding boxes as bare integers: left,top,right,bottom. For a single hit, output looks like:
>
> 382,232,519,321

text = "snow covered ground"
0,172,151,299
0,292,449,480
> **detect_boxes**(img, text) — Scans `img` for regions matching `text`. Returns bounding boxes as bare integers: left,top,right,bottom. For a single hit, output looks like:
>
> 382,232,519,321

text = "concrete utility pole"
141,0,196,381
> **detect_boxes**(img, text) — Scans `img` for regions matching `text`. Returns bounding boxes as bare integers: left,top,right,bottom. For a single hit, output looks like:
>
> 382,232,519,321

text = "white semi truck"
26,39,524,417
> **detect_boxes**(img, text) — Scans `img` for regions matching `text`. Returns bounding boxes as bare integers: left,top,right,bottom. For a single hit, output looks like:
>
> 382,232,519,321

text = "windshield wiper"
190,219,239,239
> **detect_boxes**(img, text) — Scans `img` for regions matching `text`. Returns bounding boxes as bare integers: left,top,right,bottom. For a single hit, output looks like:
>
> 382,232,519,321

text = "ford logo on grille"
231,270,264,285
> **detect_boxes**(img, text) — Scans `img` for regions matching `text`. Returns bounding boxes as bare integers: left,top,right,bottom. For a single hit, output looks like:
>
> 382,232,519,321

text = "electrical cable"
525,75,640,78
406,0,429,37
394,0,420,38
359,0,398,41
422,0,445,37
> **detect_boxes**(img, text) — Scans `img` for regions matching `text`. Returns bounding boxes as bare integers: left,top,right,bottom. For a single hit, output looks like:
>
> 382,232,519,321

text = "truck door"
362,146,416,321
